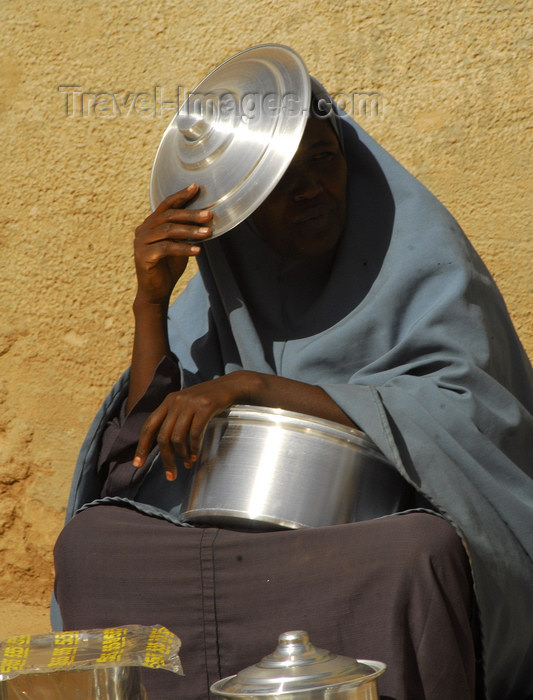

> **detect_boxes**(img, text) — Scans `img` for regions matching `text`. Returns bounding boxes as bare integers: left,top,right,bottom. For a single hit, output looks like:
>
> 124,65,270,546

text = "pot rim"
210,659,387,697
211,405,389,461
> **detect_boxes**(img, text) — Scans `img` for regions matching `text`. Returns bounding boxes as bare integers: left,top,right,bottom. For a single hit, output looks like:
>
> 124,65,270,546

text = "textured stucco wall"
0,0,531,635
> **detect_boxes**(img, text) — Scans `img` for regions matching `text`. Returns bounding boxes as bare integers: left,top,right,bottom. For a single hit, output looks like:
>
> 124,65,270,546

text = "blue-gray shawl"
65,104,533,699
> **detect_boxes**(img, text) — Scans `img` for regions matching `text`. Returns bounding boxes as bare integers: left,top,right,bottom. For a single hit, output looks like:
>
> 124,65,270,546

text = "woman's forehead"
296,117,342,153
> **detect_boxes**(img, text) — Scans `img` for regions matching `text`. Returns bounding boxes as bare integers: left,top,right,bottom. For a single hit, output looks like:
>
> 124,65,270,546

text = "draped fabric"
54,507,477,700
63,88,533,699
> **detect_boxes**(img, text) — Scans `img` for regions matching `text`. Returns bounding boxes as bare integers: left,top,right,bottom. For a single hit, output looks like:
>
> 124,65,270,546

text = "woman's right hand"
133,184,213,305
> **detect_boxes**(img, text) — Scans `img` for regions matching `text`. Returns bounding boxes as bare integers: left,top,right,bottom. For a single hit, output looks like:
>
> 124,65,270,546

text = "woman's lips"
289,204,331,224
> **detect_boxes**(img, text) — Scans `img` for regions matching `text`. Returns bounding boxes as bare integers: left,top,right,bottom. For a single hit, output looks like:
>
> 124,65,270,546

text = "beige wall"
0,0,531,634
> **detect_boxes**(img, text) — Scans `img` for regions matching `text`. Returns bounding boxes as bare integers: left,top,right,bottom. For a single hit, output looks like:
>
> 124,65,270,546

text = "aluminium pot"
210,630,386,699
0,667,145,700
181,405,412,530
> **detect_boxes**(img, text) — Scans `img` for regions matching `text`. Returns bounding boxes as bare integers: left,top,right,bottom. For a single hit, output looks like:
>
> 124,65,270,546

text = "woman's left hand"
133,371,259,480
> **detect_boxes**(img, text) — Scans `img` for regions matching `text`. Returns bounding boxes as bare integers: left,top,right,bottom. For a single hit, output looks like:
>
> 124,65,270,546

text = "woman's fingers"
152,183,200,217
133,402,169,469
133,375,248,482
158,403,195,473
133,184,213,304
149,185,213,235
187,404,217,460
146,209,212,236
136,209,213,246
137,183,213,244
159,399,216,471
139,236,206,265
133,394,201,480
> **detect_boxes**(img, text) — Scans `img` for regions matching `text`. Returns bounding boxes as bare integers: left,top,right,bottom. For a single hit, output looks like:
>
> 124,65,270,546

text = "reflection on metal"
211,630,386,699
0,667,146,699
150,44,311,236
247,424,284,520
182,405,413,530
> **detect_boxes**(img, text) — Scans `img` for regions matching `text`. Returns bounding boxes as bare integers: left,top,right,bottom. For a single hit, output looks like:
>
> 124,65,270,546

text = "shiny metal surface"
91,667,146,699
150,44,311,236
0,667,146,699
210,630,386,699
181,406,412,530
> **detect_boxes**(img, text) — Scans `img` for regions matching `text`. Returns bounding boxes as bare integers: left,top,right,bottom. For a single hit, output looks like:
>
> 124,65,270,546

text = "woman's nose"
293,172,324,201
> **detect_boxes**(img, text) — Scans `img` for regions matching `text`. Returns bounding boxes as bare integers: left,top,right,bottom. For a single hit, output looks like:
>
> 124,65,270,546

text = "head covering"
67,80,533,699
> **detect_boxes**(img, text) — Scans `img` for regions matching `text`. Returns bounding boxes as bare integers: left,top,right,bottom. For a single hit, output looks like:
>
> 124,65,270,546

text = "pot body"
0,667,145,700
181,406,412,530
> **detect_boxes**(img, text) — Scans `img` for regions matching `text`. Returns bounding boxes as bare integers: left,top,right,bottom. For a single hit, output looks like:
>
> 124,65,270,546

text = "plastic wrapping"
0,625,182,699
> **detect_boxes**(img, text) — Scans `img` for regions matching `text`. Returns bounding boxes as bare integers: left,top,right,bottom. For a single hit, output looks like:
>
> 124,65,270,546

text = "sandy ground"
0,600,51,641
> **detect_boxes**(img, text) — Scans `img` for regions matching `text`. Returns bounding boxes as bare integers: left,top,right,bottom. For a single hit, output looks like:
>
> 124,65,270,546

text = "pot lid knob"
261,630,331,667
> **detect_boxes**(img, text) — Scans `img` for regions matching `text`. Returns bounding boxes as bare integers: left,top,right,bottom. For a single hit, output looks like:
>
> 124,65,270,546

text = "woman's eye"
313,151,335,161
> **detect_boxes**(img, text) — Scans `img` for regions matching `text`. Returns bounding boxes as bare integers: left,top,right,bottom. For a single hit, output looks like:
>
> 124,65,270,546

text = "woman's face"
252,116,347,260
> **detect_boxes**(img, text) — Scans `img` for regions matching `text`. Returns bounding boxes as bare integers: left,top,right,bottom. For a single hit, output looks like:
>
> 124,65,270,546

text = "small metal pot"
0,667,146,699
181,405,412,530
210,630,386,699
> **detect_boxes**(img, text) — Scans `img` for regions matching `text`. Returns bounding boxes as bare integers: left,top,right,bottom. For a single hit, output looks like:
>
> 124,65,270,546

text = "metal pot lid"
150,44,311,236
210,631,386,697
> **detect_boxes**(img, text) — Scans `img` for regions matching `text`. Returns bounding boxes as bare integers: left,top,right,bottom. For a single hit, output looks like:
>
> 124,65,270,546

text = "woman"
54,85,533,700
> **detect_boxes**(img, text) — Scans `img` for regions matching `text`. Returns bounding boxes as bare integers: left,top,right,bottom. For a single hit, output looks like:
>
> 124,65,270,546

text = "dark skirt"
54,506,479,700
